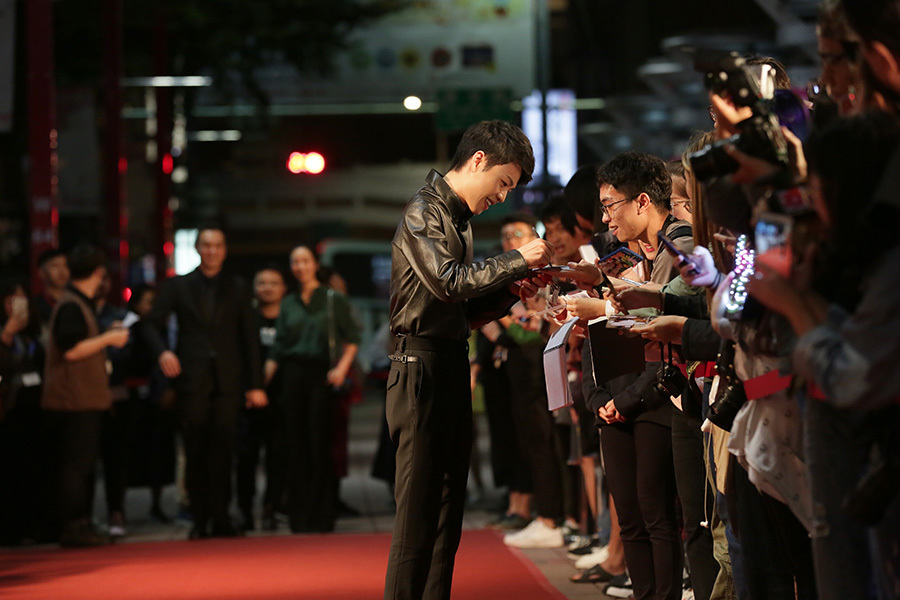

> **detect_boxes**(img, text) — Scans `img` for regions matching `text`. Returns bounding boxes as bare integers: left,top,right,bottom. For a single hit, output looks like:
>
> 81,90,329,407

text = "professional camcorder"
688,51,808,183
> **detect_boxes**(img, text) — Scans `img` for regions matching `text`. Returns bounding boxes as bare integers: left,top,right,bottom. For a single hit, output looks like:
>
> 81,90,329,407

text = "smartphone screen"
755,212,793,277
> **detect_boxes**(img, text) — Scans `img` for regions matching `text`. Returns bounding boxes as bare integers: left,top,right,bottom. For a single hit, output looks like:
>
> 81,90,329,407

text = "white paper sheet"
542,318,579,411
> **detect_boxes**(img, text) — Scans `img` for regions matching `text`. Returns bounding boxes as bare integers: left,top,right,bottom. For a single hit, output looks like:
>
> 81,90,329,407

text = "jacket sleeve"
400,200,529,302
144,278,178,359
611,361,663,421
663,293,709,319
465,288,520,329
681,318,722,362
793,251,900,410
581,343,611,426
269,299,290,364
237,278,264,390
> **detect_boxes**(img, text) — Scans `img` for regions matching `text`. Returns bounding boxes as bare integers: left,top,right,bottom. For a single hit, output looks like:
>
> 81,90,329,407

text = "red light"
123,287,132,303
286,151,325,174
163,241,174,255
120,240,129,257
162,153,174,174
118,157,128,174
305,152,325,174
287,152,305,174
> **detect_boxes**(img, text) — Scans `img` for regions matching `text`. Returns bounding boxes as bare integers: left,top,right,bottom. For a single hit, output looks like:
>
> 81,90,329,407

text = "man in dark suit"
145,226,266,538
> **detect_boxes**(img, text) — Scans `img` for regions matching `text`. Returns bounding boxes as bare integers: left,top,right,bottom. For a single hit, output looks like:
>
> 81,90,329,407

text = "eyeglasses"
672,199,692,214
599,195,634,217
501,226,538,241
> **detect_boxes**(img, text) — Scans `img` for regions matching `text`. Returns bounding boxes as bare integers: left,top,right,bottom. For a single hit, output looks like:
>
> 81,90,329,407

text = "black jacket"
145,268,263,396
389,169,529,341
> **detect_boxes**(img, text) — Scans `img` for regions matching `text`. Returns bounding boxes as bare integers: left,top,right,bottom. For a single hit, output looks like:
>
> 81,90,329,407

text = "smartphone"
754,212,793,277
656,231,690,262
657,231,699,275
599,270,618,298
598,246,643,277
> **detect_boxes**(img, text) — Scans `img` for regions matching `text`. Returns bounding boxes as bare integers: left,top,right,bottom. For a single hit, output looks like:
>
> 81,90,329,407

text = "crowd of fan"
471,2,900,599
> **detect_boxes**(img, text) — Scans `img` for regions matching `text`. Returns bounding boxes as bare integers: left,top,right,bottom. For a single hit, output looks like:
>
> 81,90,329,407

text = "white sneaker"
574,545,611,570
503,519,564,548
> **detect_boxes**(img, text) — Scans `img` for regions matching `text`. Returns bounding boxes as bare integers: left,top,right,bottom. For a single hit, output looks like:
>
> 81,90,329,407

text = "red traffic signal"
287,151,325,174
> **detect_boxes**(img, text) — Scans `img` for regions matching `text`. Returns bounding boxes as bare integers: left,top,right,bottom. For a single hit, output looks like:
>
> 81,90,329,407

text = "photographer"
748,107,900,600
677,53,823,600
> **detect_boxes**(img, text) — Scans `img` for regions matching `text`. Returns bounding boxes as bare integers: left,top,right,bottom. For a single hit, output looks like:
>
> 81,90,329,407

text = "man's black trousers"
383,337,472,600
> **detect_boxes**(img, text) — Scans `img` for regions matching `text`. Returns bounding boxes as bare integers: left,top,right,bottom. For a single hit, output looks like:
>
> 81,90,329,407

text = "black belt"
392,335,468,356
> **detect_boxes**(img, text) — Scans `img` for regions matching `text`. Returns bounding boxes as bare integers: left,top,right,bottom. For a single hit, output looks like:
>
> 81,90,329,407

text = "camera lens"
688,137,741,181
707,381,747,431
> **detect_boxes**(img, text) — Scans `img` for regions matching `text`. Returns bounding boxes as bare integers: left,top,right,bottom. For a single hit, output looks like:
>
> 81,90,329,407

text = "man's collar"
427,169,473,226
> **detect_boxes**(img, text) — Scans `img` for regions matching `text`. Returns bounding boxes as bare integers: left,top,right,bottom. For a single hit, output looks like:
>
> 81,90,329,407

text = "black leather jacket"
389,170,529,342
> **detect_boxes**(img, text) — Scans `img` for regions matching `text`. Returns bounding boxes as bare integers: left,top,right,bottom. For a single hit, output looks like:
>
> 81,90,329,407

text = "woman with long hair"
265,246,360,533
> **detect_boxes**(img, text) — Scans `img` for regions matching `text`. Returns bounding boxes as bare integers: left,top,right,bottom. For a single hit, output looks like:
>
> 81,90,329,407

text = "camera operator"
677,54,823,600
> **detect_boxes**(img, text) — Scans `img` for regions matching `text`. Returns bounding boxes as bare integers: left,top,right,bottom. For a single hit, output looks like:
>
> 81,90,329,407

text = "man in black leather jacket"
384,120,552,600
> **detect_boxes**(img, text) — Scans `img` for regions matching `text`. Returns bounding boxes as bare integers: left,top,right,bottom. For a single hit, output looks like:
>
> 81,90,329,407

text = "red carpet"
0,530,567,599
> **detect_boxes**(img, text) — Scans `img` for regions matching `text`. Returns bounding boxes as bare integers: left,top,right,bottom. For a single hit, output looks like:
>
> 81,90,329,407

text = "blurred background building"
0,0,822,355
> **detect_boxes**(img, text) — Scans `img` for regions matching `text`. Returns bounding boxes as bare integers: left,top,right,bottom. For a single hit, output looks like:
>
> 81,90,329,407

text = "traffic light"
287,151,326,174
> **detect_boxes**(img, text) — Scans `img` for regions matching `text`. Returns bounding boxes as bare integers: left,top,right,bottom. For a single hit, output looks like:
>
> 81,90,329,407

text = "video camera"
688,51,808,183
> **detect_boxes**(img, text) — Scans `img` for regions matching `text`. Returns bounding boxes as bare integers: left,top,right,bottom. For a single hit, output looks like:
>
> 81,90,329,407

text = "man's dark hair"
38,248,66,267
842,0,900,56
538,196,578,235
127,284,156,311
500,212,538,228
254,264,287,284
449,120,535,186
196,221,227,240
67,244,106,280
595,151,672,213
744,55,792,90
563,164,601,224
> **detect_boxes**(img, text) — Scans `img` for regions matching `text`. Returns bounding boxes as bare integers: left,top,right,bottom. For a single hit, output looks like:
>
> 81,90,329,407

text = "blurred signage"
522,89,578,188
436,88,514,133
198,0,536,105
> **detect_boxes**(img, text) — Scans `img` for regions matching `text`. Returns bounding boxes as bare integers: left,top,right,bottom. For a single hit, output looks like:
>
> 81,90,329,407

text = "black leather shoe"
210,521,243,538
